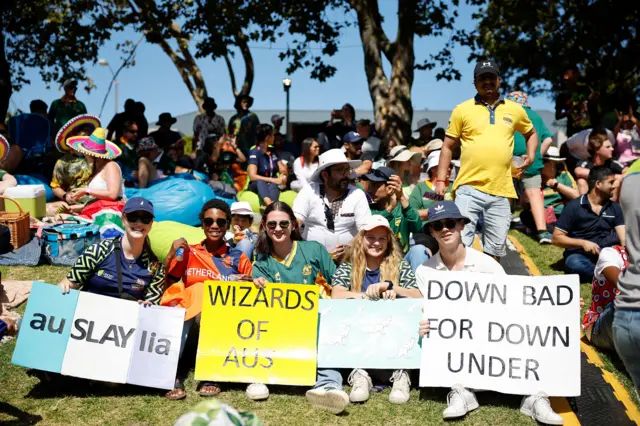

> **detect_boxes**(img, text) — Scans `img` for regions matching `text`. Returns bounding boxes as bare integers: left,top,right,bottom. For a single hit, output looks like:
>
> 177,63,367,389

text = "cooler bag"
42,222,101,266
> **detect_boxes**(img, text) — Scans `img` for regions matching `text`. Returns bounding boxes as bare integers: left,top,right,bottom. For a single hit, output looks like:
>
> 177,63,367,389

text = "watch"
552,182,559,190
385,280,394,291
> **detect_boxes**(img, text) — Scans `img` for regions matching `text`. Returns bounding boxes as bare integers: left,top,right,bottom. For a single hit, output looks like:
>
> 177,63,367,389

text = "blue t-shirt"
85,245,153,300
362,268,381,292
248,147,280,178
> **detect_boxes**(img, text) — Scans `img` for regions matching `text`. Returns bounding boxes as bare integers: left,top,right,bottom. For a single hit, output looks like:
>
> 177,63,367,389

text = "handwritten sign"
195,281,319,386
418,271,581,396
12,282,185,390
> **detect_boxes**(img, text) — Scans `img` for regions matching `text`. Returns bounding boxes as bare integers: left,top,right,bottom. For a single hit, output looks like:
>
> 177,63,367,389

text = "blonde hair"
344,228,404,293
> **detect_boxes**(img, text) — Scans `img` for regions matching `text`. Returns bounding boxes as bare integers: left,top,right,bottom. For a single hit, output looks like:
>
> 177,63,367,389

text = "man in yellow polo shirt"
435,59,538,260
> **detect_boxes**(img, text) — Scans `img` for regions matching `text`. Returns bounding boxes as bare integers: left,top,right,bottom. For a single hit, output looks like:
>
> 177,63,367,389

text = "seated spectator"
343,131,372,175
193,97,225,152
583,245,629,351
58,197,164,303
273,132,295,170
65,128,126,203
0,123,23,174
0,134,17,195
247,124,287,206
552,166,625,282
356,119,381,161
136,137,175,189
575,129,626,194
387,145,422,198
148,113,184,151
208,134,247,196
114,120,140,176
416,201,562,424
47,115,97,215
613,106,640,166
424,138,443,158
308,215,420,414
361,167,421,253
29,99,48,118
162,199,253,400
174,156,203,180
292,138,320,191
519,147,579,233
226,201,260,260
252,202,336,401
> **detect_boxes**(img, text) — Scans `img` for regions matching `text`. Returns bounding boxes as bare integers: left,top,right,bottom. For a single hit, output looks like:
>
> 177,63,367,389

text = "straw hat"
67,127,122,159
0,134,10,163
310,149,362,183
55,114,101,153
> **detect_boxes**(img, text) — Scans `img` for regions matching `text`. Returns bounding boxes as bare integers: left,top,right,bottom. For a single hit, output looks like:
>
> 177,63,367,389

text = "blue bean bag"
125,179,232,226
15,175,55,201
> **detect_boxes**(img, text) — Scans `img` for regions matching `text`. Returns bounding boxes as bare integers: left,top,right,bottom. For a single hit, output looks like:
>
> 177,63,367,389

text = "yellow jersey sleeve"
445,105,464,139
513,104,534,135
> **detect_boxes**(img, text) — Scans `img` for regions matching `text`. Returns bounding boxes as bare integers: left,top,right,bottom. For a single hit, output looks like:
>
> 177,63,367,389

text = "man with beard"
435,59,538,261
293,149,371,260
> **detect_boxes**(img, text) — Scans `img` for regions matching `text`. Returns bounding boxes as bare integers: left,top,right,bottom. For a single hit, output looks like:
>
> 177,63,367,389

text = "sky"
11,2,555,125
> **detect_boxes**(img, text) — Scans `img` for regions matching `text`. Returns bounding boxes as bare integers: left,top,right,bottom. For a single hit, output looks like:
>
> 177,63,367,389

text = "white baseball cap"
360,214,392,232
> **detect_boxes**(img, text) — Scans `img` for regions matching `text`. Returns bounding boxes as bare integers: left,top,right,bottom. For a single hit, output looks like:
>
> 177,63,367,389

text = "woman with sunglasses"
415,201,562,425
161,199,253,401
247,123,288,206
251,202,336,401
58,197,164,303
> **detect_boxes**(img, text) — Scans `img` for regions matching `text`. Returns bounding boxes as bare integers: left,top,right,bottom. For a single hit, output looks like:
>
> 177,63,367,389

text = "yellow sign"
195,281,320,386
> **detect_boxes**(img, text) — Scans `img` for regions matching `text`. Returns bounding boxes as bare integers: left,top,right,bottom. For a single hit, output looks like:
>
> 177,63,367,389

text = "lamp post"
98,59,118,115
282,78,292,140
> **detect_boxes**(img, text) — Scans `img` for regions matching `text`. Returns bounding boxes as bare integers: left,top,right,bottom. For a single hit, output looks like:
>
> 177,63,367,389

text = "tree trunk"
0,24,12,121
224,31,254,98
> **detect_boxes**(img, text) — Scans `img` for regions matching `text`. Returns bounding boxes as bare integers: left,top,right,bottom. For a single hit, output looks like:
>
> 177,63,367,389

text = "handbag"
113,238,139,302
42,220,101,266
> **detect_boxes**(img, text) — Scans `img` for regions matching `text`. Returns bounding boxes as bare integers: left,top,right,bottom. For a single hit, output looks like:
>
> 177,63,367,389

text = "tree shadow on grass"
0,401,43,425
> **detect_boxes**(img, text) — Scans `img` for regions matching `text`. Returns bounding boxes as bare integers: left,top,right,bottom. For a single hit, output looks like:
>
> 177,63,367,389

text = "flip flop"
165,381,186,400
197,381,222,397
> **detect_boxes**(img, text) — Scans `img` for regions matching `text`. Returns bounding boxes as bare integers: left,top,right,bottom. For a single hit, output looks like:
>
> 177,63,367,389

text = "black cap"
359,166,397,182
474,59,500,77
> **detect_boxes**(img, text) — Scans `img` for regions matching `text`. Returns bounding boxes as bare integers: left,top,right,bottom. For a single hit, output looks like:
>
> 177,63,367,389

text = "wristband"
385,280,394,291
552,182,559,190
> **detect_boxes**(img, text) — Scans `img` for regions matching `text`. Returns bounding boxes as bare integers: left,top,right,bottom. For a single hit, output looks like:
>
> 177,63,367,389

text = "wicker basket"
0,195,30,249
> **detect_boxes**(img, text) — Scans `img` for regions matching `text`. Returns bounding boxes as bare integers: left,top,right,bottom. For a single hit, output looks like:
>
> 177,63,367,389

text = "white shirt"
293,182,371,248
594,247,625,280
292,157,319,187
566,128,616,160
416,247,506,287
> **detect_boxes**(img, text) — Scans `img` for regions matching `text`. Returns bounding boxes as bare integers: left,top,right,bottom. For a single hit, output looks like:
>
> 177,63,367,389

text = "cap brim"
232,210,262,222
543,157,566,161
414,122,437,132
422,215,471,233
55,114,101,153
361,223,392,232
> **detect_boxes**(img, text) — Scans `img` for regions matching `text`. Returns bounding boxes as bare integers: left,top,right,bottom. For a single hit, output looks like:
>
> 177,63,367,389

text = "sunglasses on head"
430,219,459,232
125,213,153,225
266,220,291,230
202,217,228,228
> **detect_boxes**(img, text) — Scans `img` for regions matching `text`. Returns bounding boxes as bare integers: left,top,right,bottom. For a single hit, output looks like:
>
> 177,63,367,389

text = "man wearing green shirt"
507,91,554,244
360,167,422,253
408,151,453,226
48,79,87,135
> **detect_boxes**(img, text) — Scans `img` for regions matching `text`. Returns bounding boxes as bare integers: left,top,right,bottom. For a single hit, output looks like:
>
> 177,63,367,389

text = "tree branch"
236,31,254,96
223,52,238,97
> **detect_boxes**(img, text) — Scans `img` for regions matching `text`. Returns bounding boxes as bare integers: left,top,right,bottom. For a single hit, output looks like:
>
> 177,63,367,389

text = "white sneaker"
306,386,350,414
348,369,372,403
246,383,269,401
389,370,411,404
520,392,563,425
443,384,479,419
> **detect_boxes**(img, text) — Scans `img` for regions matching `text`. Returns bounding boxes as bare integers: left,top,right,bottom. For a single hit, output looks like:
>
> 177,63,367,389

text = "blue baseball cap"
343,131,365,143
424,201,470,228
123,197,155,217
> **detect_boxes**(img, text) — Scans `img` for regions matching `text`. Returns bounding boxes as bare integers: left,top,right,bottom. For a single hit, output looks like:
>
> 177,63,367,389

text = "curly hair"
199,199,231,223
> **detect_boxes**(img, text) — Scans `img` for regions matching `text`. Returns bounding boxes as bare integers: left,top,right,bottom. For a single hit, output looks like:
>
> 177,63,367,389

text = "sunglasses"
202,217,228,228
125,213,153,225
126,129,138,134
430,219,459,232
266,220,291,230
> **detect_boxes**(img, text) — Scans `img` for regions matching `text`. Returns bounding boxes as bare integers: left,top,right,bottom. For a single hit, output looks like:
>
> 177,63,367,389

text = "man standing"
552,166,626,282
436,59,538,260
48,79,87,135
293,149,371,260
148,113,183,151
193,97,226,151
228,94,260,155
107,99,138,141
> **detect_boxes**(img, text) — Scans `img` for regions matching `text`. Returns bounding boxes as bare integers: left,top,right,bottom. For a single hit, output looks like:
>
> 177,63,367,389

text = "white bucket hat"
230,201,262,222
310,149,362,183
388,145,422,164
543,146,566,161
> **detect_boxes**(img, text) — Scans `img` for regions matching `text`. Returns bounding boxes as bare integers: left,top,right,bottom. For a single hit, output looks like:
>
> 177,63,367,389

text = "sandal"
165,380,186,400
197,381,222,397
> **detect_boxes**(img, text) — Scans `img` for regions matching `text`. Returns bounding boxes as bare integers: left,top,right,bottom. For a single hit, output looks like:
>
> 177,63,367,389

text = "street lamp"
282,78,292,140
99,59,118,115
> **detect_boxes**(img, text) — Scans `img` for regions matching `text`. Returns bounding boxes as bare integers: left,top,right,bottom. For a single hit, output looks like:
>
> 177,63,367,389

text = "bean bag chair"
126,179,231,226
15,175,55,201
236,190,260,213
148,220,205,261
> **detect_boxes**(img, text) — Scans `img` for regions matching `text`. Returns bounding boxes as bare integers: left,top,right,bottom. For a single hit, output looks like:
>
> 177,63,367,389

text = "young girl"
291,138,321,191
226,201,260,260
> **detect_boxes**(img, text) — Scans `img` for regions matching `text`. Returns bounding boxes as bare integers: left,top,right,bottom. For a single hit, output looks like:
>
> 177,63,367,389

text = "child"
226,202,260,260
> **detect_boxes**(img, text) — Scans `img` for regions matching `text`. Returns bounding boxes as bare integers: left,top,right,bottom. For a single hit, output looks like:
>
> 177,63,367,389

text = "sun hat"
414,118,437,132
507,91,529,107
156,112,177,126
426,151,441,172
230,201,262,223
0,134,10,163
234,94,254,110
124,197,155,218
136,137,159,153
426,138,444,153
543,146,566,161
67,127,122,159
54,114,101,153
361,214,392,232
310,149,362,183
358,166,397,183
388,145,422,164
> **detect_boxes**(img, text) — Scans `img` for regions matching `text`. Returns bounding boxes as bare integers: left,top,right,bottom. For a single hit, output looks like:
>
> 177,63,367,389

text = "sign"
317,299,422,369
195,281,319,386
12,282,185,390
419,271,581,397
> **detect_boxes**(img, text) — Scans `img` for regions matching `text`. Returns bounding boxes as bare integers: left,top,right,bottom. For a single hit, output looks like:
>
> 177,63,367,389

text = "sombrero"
55,114,101,153
67,127,122,159
0,135,10,163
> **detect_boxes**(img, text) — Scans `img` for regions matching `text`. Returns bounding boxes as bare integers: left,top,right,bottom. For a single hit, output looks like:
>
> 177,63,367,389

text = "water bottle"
175,248,184,262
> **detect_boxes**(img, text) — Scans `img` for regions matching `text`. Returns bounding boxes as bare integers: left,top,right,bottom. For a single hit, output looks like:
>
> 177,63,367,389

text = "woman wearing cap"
251,201,336,402
226,201,260,260
247,124,287,206
416,201,562,425
65,128,126,204
162,199,253,401
58,196,164,303
291,138,321,192
0,134,17,195
308,215,420,413
387,145,422,198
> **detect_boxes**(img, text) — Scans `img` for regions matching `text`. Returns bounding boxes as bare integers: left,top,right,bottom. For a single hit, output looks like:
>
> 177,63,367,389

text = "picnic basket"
0,195,30,249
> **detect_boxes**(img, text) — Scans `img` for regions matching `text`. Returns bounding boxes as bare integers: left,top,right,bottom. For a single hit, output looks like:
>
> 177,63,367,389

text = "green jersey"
370,203,422,253
253,240,336,298
408,180,453,225
513,108,553,177
543,171,577,215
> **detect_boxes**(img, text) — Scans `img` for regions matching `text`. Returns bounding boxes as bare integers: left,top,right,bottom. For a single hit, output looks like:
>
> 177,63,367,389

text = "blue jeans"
249,181,280,203
314,369,344,390
589,304,616,351
613,309,640,395
564,253,596,283
454,185,511,257
404,245,430,272
235,239,254,261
